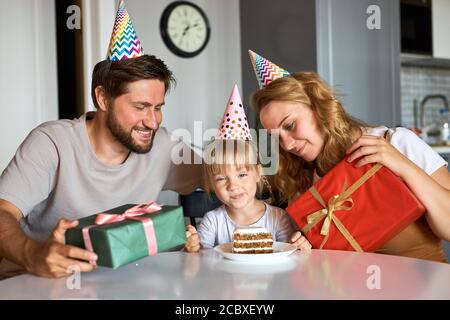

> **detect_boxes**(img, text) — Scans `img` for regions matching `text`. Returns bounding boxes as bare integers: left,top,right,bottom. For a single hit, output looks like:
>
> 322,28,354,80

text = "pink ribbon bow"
94,202,162,225
82,201,162,266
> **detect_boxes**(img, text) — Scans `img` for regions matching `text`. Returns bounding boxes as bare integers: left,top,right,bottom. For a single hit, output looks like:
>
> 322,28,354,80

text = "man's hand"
24,219,98,278
184,224,200,253
291,231,312,251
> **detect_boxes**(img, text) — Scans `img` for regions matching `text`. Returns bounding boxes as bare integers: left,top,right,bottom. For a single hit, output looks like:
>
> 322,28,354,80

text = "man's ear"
94,86,109,112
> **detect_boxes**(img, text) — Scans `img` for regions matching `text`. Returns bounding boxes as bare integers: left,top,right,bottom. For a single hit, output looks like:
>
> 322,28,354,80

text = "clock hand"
182,24,191,37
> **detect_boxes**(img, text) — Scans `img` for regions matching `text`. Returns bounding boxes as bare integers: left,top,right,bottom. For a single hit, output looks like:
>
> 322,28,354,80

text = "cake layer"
233,239,274,243
233,241,273,249
233,233,273,241
232,247,273,254
232,226,274,254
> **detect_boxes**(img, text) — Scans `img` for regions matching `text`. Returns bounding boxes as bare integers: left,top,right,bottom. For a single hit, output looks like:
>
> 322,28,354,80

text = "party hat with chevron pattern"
106,0,144,61
249,50,290,88
217,85,252,140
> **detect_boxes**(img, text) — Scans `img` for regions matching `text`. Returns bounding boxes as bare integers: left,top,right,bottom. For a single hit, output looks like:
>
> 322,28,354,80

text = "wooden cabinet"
432,0,450,59
316,0,401,127
240,0,317,128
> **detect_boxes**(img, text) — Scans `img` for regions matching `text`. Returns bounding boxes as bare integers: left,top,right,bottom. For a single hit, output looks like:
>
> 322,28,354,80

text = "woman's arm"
347,135,450,241
402,164,450,241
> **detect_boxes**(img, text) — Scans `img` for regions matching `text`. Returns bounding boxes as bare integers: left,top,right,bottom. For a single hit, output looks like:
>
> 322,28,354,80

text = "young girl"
184,85,311,253
248,51,450,262
184,139,311,252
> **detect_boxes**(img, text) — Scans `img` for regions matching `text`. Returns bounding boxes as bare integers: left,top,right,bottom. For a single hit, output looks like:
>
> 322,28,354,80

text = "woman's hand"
346,135,412,177
290,231,312,251
184,224,200,253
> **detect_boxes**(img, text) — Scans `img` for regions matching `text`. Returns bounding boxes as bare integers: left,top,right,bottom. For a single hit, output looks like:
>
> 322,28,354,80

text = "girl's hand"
185,225,200,253
346,135,412,177
290,231,312,251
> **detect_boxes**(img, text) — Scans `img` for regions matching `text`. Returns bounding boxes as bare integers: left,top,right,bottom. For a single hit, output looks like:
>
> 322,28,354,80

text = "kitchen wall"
401,66,450,128
125,0,242,144
124,0,242,205
400,65,450,260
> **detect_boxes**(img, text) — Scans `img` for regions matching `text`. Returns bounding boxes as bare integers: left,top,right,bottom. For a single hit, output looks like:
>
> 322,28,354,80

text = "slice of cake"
232,227,274,254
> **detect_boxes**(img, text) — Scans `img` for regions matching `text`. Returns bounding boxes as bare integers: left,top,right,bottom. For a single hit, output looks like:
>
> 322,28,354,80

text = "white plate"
215,258,297,274
214,241,297,263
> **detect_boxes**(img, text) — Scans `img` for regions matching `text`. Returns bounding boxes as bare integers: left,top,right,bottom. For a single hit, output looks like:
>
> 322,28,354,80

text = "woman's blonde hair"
202,139,264,196
251,72,368,202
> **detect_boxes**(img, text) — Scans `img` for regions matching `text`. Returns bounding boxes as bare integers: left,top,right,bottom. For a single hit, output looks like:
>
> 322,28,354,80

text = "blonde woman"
251,72,450,262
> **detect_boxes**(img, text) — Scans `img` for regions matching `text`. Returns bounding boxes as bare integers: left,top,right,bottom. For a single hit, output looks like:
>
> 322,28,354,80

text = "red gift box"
286,157,426,252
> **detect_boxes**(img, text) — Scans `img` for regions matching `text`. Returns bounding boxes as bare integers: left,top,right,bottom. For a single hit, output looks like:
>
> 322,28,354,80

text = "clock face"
160,1,210,58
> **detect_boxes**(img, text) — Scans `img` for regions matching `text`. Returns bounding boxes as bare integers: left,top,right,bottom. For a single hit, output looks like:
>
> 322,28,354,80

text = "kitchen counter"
431,145,450,154
430,145,450,164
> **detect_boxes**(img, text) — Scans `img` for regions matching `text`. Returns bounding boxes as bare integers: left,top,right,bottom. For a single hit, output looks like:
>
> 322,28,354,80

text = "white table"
0,249,449,299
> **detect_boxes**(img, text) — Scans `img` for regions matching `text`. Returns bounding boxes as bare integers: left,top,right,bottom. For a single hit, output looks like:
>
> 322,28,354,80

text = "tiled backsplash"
401,66,450,128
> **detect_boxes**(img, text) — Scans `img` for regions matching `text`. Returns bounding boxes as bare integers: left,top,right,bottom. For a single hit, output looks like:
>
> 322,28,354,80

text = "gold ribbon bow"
301,163,383,252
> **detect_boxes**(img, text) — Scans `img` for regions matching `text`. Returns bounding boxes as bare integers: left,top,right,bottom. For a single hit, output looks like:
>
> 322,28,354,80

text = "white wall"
81,0,116,113
0,0,58,172
175,0,240,139
127,0,242,146
125,0,242,204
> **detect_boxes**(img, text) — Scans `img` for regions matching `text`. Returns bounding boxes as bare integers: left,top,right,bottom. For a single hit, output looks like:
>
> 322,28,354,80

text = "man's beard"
106,106,156,154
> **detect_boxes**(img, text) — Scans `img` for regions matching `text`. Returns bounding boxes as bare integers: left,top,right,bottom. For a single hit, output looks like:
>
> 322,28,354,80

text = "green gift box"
65,204,186,268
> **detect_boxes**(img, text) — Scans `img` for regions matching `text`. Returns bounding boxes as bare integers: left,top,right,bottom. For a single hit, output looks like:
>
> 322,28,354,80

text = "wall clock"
160,1,211,58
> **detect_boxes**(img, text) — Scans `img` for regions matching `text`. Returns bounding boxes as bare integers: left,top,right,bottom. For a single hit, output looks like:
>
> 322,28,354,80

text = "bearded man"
0,54,202,278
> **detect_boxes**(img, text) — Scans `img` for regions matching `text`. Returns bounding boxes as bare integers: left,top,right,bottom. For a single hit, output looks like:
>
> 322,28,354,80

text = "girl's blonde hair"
251,72,368,202
202,139,264,196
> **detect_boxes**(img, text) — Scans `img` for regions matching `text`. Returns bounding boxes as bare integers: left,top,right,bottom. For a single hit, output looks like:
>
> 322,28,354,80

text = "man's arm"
0,199,32,268
0,199,97,278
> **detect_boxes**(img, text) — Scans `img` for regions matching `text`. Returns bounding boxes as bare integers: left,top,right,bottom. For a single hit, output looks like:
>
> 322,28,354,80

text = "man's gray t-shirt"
0,112,202,242
197,203,296,249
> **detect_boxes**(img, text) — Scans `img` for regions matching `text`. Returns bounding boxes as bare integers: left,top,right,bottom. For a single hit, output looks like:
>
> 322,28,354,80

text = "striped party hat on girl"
217,85,252,140
106,0,144,61
248,50,290,88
